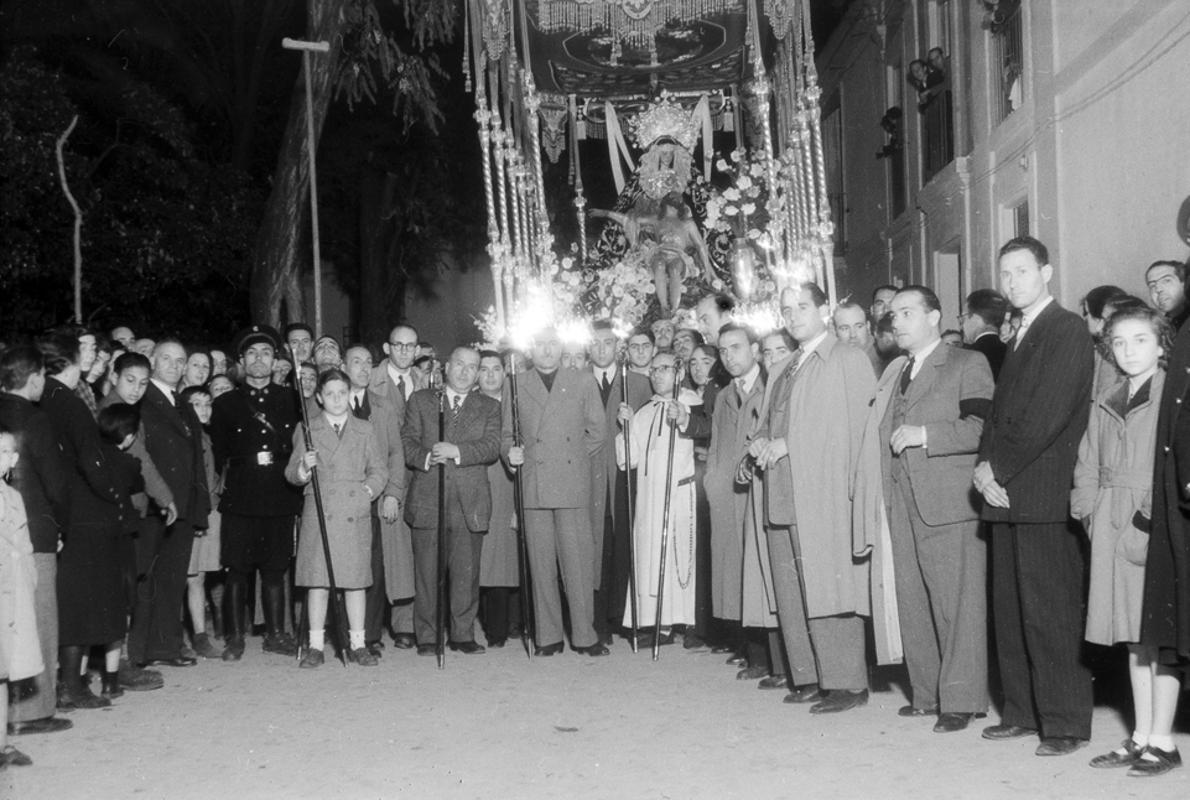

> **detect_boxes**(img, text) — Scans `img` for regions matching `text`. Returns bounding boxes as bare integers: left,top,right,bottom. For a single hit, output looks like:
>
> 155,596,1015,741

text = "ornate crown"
629,95,699,151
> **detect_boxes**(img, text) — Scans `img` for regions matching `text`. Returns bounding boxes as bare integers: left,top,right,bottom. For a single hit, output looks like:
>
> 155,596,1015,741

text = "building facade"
816,0,1190,318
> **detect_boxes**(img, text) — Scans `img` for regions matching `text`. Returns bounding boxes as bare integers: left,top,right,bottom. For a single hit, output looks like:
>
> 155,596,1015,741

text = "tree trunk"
249,0,340,327
358,165,401,345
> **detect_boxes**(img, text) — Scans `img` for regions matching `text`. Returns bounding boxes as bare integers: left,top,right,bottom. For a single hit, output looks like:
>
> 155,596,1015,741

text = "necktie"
396,375,406,398
899,356,915,394
734,378,745,410
353,394,362,414
451,394,462,418
333,422,343,437
602,372,612,393
1013,320,1028,350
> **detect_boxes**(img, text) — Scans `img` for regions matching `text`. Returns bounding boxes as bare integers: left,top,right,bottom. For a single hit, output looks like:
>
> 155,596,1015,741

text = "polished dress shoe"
736,665,769,681
392,633,417,649
262,633,298,657
982,723,1036,740
683,632,708,650
1090,738,1145,768
366,642,384,658
573,643,610,657
7,717,73,736
809,689,869,714
711,644,735,654
348,647,379,666
534,642,564,656
783,683,822,704
222,637,246,662
118,661,163,691
416,644,437,657
298,648,324,669
725,653,747,666
898,704,937,717
757,675,788,690
487,637,507,649
934,712,979,733
139,655,198,668
1128,745,1182,777
1036,736,1088,756
192,633,223,660
449,641,486,655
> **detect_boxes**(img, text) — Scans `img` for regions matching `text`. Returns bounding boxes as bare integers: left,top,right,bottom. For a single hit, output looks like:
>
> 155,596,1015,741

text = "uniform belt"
1097,467,1150,491
228,451,278,467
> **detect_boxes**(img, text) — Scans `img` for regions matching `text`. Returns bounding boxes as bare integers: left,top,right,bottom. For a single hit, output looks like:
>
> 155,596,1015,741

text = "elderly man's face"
152,342,186,386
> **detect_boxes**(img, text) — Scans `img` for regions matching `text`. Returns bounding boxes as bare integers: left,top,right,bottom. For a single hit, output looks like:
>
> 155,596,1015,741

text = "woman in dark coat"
38,333,131,709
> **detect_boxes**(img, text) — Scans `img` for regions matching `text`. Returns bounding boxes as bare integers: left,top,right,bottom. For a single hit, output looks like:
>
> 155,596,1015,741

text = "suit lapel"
147,383,190,438
905,345,947,411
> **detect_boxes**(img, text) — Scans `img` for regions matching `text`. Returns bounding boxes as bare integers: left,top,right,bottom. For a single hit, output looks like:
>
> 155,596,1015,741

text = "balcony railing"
921,88,954,182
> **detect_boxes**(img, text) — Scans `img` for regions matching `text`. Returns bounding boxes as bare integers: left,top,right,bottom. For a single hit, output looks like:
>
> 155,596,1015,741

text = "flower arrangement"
705,149,773,243
585,247,656,327
704,149,781,305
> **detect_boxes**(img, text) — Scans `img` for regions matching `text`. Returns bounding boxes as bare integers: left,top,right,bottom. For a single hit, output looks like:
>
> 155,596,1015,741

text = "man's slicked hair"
965,289,1008,328
896,284,942,314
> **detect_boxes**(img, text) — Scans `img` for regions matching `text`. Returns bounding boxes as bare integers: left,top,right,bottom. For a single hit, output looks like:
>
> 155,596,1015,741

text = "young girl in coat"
286,369,387,668
0,428,41,768
1072,306,1180,776
180,385,222,660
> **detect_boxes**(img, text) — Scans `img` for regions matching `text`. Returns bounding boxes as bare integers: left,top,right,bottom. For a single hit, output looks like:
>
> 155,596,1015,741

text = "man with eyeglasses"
367,323,422,648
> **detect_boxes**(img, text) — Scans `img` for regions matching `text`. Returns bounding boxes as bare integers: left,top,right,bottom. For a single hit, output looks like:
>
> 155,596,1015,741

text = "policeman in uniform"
211,325,303,660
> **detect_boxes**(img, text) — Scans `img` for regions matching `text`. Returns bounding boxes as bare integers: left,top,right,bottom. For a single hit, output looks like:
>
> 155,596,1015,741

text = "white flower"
730,149,742,163
737,175,753,190
747,227,761,239
723,188,740,201
724,206,739,216
750,163,764,178
711,278,724,290
742,202,756,215
715,158,729,171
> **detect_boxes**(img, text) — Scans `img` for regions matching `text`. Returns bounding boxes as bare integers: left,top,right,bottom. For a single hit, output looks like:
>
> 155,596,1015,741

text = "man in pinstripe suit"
973,237,1094,756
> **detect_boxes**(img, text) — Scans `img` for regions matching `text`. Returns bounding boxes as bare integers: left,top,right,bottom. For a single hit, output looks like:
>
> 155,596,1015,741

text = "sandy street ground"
3,636,1187,800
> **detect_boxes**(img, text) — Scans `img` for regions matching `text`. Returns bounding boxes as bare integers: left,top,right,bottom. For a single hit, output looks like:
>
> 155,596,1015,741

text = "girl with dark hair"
1073,306,1180,776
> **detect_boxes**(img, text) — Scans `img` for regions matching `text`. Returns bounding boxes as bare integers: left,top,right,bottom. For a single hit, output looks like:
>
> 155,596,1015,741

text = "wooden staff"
506,351,535,660
653,363,683,661
285,345,348,666
619,355,640,653
281,37,330,336
435,389,448,669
